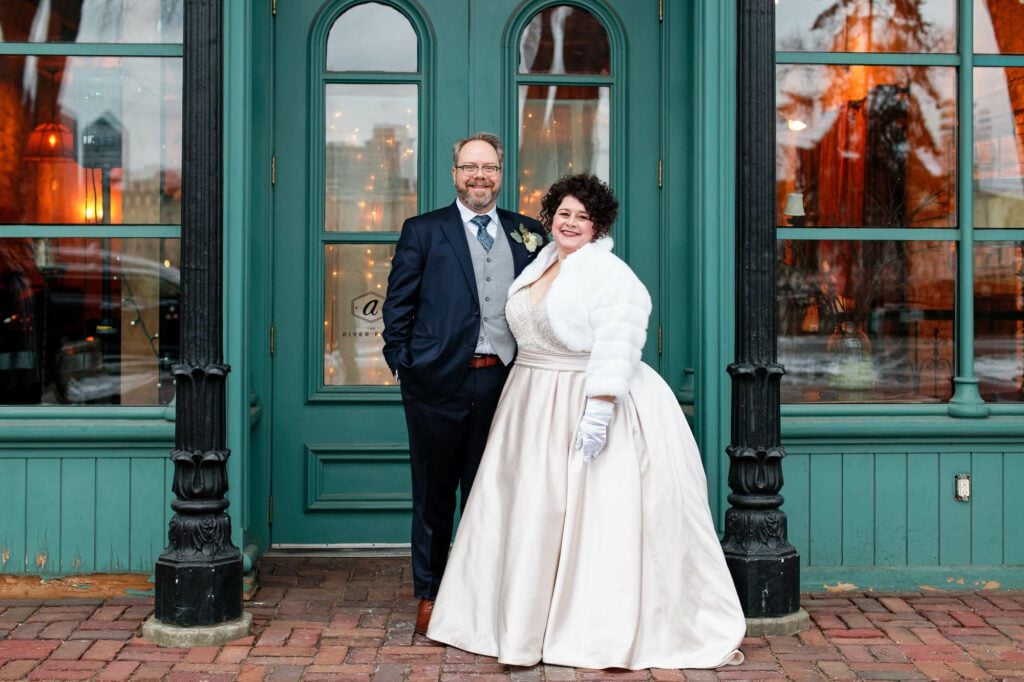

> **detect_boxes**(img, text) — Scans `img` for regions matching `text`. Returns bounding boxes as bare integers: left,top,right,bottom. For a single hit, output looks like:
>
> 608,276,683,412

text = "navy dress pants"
402,363,510,600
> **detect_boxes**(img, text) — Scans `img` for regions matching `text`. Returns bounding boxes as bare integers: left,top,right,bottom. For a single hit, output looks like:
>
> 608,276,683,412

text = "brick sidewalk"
1,557,1023,680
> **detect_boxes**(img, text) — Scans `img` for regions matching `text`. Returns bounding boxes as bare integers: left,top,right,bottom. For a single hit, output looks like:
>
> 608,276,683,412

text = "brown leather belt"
468,354,501,369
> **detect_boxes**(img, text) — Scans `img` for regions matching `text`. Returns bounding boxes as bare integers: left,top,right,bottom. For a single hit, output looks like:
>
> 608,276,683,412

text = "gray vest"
467,223,516,363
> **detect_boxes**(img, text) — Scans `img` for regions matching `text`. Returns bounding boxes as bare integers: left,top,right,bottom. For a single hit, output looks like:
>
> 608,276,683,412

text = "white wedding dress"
426,287,746,670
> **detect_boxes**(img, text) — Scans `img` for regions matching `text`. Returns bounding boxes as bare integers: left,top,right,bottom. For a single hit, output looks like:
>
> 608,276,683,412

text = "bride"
426,173,746,670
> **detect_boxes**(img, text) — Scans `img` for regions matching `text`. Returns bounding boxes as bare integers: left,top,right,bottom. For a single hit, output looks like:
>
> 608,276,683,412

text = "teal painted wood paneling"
783,447,1022,572
842,454,874,565
907,453,939,565
60,459,96,573
809,453,842,566
875,454,907,565
95,459,131,572
130,459,167,571
26,459,61,574
1005,453,1024,564
782,453,810,566
0,459,27,573
971,452,1003,565
7,455,161,575
939,453,972,565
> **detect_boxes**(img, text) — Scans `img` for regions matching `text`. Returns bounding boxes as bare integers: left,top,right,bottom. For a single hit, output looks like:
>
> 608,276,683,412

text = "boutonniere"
509,224,545,253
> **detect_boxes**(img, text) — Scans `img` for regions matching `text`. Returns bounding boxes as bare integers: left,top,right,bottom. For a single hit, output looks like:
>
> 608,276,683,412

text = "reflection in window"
0,238,179,405
975,0,1024,54
974,68,1024,227
0,1,183,44
519,6,610,75
0,56,182,225
777,240,955,403
776,0,955,53
518,85,609,218
323,243,395,386
776,65,956,228
324,84,417,232
326,2,417,72
975,242,1024,402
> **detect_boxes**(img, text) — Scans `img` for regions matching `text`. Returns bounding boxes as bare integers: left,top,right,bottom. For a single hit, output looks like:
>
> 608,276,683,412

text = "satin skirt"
427,349,746,670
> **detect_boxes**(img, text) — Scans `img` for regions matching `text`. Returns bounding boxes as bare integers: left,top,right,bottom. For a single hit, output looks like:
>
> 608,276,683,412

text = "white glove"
574,398,614,462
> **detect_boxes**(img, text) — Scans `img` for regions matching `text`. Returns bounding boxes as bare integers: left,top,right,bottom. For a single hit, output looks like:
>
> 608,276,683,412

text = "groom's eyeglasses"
455,164,502,177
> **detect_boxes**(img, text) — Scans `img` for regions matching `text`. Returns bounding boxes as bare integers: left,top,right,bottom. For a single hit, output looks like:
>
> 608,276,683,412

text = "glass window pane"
0,237,179,405
776,65,956,229
518,85,609,218
975,0,1024,54
975,242,1024,402
519,6,610,75
777,240,956,403
323,243,395,386
776,0,955,52
0,1,182,44
325,84,417,232
974,67,1024,227
326,2,416,72
0,56,182,225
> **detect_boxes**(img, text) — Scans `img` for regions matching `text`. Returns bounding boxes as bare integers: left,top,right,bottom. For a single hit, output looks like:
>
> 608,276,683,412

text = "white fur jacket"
507,237,652,398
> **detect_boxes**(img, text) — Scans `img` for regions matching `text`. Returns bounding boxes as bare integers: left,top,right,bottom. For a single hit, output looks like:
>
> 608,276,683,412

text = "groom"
382,133,542,634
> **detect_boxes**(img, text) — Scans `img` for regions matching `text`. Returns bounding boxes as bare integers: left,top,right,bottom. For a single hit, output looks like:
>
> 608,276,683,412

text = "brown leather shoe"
414,598,434,635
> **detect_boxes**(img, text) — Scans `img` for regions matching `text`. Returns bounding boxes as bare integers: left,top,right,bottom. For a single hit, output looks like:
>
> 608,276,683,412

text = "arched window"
516,4,612,217
320,2,422,387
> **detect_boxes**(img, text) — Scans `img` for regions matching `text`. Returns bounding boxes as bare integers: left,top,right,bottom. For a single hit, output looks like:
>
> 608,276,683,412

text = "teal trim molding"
775,51,959,66
801,566,1024,592
783,415,1024,441
0,43,182,57
0,225,180,238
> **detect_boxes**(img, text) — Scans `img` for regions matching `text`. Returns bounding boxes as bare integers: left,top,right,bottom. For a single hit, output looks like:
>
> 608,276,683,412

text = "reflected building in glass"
325,125,417,233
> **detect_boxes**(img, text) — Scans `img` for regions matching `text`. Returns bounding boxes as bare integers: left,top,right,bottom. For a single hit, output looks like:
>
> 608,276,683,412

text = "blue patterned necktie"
471,214,494,252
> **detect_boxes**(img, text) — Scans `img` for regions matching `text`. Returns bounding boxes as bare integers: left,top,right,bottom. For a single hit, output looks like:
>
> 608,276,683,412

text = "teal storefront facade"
1,0,1022,591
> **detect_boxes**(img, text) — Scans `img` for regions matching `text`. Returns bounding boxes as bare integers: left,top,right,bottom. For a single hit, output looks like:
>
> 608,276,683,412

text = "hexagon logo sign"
352,292,384,323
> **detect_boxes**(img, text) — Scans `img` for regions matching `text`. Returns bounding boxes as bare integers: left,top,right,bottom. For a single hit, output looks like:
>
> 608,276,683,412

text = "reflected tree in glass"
776,0,955,53
975,0,1024,54
517,6,611,218
776,65,956,228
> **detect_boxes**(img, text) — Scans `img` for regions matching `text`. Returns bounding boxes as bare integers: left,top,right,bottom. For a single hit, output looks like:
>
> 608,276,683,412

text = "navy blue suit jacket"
382,202,543,403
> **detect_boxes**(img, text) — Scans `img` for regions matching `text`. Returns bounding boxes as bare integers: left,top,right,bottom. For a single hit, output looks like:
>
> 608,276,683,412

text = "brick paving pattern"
0,557,1021,680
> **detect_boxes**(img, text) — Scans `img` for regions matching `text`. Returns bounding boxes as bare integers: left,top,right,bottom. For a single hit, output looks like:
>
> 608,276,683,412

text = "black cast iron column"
154,0,242,626
720,0,801,618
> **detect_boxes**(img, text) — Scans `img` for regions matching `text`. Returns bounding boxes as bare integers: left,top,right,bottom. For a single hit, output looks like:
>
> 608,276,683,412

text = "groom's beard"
457,183,497,211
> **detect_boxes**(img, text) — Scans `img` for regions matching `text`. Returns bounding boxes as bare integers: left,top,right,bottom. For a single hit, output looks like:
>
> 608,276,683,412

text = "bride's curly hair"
538,173,619,239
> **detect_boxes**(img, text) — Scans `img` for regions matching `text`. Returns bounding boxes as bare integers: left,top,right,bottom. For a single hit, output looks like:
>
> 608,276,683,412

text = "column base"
142,612,252,648
154,552,243,626
725,550,802,619
948,377,990,418
746,608,810,636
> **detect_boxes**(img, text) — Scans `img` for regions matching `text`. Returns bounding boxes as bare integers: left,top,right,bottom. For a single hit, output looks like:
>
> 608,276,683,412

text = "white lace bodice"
506,287,571,354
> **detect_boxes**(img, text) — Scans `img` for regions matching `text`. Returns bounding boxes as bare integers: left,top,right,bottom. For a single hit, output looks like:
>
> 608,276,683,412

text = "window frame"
304,0,430,403
776,0,1024,417
503,0,627,248
0,23,183,417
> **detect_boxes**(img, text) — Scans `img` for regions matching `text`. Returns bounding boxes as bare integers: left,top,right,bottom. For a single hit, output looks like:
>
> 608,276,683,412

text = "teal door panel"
271,0,663,545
